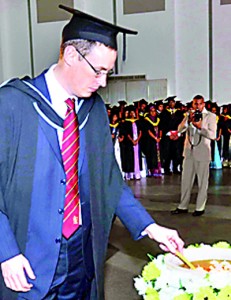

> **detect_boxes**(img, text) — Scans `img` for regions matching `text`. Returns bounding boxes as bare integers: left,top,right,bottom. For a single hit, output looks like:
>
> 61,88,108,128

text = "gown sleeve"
115,182,155,240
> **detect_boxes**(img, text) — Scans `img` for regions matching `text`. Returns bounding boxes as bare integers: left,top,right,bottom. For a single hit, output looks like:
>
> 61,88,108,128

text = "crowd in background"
107,96,231,180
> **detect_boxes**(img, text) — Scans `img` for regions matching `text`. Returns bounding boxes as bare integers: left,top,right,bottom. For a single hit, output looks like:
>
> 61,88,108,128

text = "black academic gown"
121,119,142,173
144,117,160,170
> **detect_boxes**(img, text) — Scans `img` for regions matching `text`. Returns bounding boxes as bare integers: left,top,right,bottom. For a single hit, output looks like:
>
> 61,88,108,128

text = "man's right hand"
1,254,36,292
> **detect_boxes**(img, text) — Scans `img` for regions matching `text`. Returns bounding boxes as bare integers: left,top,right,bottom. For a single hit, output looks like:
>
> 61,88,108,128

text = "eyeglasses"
75,48,114,77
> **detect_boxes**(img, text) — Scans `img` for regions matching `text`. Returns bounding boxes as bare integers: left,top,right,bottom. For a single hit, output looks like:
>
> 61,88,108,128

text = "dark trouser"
163,137,181,172
222,134,230,160
43,227,92,300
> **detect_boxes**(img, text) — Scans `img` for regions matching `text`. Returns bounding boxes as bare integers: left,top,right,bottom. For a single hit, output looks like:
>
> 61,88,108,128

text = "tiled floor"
105,168,231,299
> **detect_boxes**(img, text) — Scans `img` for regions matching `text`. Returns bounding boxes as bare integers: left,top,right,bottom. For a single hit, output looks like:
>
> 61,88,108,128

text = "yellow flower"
144,287,160,300
212,241,231,249
218,285,231,299
174,293,192,300
142,261,161,282
187,244,200,249
193,287,217,300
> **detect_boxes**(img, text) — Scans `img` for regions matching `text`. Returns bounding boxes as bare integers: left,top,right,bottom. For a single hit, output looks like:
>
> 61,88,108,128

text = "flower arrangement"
134,241,231,300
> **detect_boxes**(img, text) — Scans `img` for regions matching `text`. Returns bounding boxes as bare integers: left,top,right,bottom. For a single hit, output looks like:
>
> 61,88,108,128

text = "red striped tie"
62,98,80,239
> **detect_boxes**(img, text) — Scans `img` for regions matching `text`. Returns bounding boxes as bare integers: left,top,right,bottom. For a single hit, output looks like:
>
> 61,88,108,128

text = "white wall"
30,0,86,76
83,0,114,21
0,0,231,105
29,0,113,76
116,0,176,94
0,0,31,81
174,0,209,102
29,0,64,75
0,0,86,81
213,0,231,104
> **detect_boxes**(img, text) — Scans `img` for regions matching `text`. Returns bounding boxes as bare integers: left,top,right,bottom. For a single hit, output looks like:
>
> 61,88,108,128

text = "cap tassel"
122,33,126,61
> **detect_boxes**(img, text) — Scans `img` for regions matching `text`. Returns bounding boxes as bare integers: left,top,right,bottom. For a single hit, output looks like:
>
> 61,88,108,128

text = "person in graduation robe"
144,105,162,177
135,99,149,159
109,110,120,144
118,107,129,178
122,106,143,180
220,105,231,167
109,110,123,172
210,105,222,169
0,5,184,300
160,96,184,174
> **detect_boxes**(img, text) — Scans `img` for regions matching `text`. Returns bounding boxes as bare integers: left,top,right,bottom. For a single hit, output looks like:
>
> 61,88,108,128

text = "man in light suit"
0,5,184,300
171,95,217,216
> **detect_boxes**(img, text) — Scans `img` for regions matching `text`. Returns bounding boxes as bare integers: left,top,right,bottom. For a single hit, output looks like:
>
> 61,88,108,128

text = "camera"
194,109,202,122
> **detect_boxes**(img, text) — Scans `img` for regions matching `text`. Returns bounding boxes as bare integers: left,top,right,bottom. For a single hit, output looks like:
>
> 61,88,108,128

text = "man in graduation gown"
0,5,184,300
160,96,184,174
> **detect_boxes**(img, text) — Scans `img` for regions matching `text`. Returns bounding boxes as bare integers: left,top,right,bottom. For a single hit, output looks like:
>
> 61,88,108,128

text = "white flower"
154,254,165,269
134,241,231,300
158,287,180,300
208,270,231,289
199,243,212,250
156,269,181,290
181,276,210,294
133,276,149,296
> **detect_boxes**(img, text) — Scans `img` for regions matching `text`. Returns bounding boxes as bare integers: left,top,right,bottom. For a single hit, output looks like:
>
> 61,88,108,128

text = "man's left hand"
143,223,184,254
192,119,202,129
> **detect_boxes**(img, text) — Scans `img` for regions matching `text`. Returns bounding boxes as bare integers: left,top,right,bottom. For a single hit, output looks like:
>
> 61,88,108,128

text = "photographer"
171,95,217,216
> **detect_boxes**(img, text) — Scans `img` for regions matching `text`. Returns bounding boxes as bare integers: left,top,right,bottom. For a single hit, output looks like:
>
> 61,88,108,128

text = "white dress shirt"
45,64,82,224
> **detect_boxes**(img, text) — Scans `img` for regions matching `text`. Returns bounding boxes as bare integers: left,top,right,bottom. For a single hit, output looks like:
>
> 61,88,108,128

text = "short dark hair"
193,95,204,102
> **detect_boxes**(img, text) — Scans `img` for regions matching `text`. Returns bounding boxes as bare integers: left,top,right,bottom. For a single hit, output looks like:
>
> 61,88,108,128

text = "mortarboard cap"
154,99,163,107
186,101,192,109
118,100,127,106
111,106,120,115
175,101,183,109
105,103,112,110
164,96,177,104
133,100,140,108
126,105,136,113
138,98,148,105
59,5,138,60
139,98,148,105
205,100,213,104
211,101,218,108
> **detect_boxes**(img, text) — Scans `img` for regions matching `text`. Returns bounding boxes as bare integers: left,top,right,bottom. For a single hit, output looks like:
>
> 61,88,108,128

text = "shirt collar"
202,107,208,114
45,64,78,119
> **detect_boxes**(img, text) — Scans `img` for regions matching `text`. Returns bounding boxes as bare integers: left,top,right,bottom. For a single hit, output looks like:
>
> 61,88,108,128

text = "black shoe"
171,208,188,215
164,171,172,175
173,170,181,175
192,210,205,217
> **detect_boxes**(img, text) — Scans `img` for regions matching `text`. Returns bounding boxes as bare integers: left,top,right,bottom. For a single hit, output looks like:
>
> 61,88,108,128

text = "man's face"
130,111,136,118
67,44,117,98
158,104,164,112
150,108,157,116
211,107,217,114
124,110,129,118
223,107,228,114
169,100,175,108
112,114,118,122
140,104,146,111
192,98,205,112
